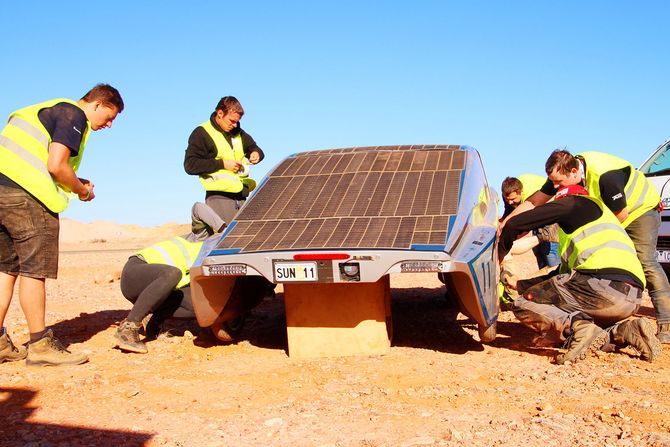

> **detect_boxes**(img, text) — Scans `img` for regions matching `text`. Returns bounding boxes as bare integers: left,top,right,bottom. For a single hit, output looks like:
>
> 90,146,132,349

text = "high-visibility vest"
197,120,256,193
518,173,546,202
578,151,660,227
558,195,645,287
0,99,90,213
136,237,203,289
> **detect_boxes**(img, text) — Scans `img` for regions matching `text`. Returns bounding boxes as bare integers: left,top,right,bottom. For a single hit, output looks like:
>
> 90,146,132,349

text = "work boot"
612,318,662,362
113,320,148,354
657,323,670,344
0,331,27,363
26,330,88,366
556,320,609,365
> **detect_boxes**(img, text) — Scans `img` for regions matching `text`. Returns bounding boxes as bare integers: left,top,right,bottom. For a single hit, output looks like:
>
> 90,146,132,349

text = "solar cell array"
215,145,465,253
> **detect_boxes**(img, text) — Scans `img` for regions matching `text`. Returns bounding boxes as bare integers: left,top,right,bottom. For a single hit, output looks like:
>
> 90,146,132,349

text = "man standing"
499,185,661,364
0,84,124,366
502,149,670,343
183,96,264,224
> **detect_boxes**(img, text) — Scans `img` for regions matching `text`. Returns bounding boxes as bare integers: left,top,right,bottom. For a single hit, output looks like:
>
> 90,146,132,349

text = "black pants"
120,256,194,323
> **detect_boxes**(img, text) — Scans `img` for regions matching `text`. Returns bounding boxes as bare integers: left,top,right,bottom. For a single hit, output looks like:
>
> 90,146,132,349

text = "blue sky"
2,1,668,226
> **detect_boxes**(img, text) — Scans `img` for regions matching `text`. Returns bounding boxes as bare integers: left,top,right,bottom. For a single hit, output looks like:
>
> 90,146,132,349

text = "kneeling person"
115,203,225,353
499,185,662,364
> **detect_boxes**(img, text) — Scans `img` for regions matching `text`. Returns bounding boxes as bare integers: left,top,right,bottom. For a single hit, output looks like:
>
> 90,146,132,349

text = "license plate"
274,262,318,282
657,250,670,263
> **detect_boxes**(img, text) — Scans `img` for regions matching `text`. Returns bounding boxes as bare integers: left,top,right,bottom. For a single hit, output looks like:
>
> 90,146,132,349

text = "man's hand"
223,160,242,172
78,179,95,201
248,150,261,164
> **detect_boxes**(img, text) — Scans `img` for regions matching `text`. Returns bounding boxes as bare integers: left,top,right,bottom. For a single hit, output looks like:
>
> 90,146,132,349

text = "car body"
639,140,670,264
190,145,500,343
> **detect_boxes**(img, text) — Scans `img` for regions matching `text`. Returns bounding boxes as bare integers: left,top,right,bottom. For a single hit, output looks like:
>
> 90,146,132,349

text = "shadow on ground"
0,387,152,447
48,309,128,346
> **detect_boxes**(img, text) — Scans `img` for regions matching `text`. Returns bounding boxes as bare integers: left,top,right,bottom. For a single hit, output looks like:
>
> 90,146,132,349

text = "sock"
29,329,49,343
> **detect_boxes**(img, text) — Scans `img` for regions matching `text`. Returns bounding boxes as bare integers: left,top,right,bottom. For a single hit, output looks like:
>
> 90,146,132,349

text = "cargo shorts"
0,185,59,279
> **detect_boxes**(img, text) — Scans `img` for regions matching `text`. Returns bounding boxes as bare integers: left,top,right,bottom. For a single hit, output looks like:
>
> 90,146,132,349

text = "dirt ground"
2,220,670,447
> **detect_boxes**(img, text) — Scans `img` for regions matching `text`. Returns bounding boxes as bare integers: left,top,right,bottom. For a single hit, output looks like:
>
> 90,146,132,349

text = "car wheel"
478,321,497,343
211,314,246,343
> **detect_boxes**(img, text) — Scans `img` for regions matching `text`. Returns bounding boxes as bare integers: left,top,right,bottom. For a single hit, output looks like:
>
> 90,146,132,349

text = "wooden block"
283,276,392,358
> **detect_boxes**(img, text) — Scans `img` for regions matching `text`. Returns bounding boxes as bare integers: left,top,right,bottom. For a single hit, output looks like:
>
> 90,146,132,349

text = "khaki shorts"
0,185,59,279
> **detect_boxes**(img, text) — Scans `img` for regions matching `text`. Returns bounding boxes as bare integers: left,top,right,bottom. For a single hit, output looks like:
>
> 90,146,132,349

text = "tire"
478,321,497,343
210,314,246,343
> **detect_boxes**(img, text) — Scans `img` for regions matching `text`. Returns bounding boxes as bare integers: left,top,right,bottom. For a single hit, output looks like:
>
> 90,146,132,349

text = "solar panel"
215,145,465,253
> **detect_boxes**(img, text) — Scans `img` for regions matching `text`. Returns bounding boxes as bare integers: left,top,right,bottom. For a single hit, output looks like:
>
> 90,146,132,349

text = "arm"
613,208,628,223
184,127,225,175
47,142,94,201
498,200,568,262
498,190,552,235
241,129,264,164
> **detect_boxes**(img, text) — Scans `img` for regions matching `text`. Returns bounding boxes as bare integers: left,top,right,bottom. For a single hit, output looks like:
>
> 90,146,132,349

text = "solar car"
189,145,500,356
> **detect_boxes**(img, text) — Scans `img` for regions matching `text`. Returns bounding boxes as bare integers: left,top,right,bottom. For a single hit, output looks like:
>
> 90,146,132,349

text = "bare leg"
0,272,18,327
18,276,46,333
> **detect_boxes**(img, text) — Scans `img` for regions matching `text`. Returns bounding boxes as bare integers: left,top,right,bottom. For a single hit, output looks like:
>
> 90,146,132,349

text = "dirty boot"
26,330,88,366
657,323,670,344
114,320,148,354
0,331,27,363
556,320,609,365
612,318,662,362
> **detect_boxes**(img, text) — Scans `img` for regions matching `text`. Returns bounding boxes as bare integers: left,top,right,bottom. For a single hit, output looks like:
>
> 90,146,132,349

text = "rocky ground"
1,221,669,447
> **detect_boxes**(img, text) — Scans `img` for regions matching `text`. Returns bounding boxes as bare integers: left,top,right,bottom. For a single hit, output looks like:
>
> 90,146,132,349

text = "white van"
639,140,670,264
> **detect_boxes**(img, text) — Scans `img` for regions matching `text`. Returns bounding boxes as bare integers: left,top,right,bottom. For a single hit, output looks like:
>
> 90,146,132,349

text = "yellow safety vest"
136,237,203,289
198,120,256,193
578,151,660,228
518,173,546,202
558,196,645,287
0,99,90,213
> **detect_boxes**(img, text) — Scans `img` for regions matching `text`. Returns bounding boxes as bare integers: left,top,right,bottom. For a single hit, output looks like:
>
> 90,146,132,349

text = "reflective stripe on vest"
136,237,203,289
197,120,256,193
0,99,90,213
579,151,660,227
558,196,645,287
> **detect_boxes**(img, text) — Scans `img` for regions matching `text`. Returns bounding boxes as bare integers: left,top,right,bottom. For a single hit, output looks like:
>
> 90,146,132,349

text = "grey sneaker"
612,317,662,362
114,320,148,354
556,320,609,365
0,331,27,363
657,323,670,344
26,330,88,366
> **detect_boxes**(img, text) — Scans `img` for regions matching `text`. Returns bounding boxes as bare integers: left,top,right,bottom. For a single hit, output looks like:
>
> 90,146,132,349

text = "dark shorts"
0,185,59,279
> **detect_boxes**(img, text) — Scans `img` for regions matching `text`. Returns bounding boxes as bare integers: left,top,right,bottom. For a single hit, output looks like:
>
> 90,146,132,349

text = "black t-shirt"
0,102,87,188
499,195,643,287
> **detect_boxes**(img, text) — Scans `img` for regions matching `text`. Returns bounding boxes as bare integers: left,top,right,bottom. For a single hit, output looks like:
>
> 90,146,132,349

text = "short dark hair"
501,177,523,196
545,149,578,175
81,84,124,112
215,96,244,116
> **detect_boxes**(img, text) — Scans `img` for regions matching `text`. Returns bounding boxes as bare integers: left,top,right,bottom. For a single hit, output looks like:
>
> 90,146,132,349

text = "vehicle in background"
639,140,670,264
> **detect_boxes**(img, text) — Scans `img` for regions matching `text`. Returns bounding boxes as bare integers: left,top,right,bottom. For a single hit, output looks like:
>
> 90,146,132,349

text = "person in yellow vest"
501,149,670,344
183,96,265,224
0,84,123,366
499,184,662,364
115,202,226,354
